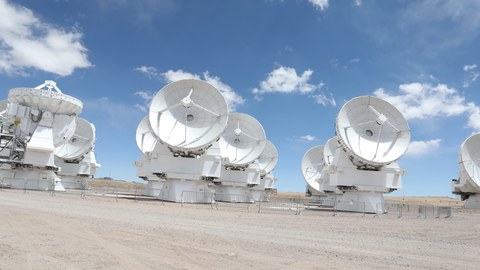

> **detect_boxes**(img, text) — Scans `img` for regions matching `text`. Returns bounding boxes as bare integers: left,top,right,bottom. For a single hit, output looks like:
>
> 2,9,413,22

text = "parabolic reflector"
219,112,266,166
335,96,410,167
324,137,340,166
136,116,158,153
52,115,77,147
8,81,83,115
55,118,95,161
149,79,228,153
302,145,325,193
459,133,480,188
257,140,278,175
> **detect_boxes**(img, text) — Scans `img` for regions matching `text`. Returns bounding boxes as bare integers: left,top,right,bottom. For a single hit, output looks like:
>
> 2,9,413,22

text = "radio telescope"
55,118,95,162
250,140,278,201
452,134,480,208
135,79,229,202
219,113,267,167
149,79,229,155
335,96,410,169
215,113,267,203
323,96,410,213
0,80,98,191
55,118,101,189
301,143,341,203
134,116,169,196
302,145,326,196
323,137,340,167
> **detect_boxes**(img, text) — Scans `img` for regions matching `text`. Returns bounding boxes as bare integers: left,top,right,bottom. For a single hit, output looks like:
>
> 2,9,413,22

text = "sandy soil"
1,189,479,270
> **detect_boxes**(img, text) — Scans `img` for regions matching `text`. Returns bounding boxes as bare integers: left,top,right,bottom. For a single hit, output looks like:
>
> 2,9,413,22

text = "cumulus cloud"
405,139,442,156
0,0,91,76
309,0,329,11
467,106,480,132
135,67,244,111
252,66,317,96
354,0,362,6
253,66,335,106
162,69,200,82
299,135,317,142
463,64,479,88
373,82,480,132
374,83,470,119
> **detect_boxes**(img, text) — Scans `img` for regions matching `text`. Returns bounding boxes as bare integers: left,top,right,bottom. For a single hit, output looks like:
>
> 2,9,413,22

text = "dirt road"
0,190,479,269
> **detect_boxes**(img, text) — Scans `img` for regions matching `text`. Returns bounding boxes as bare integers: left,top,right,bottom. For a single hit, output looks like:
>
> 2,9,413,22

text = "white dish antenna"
8,80,83,115
335,96,410,168
55,118,95,161
149,79,228,153
459,134,480,188
219,113,267,166
52,115,77,147
323,137,340,166
136,116,159,153
257,140,278,175
302,145,325,193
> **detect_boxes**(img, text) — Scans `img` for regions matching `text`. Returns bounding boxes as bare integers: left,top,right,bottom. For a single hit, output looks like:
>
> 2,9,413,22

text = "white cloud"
354,0,362,6
373,82,480,132
463,64,479,88
467,106,480,132
135,67,244,111
313,93,336,106
253,66,335,107
162,69,200,82
300,135,316,142
374,83,470,119
202,72,245,111
252,66,317,96
405,139,441,156
134,66,161,79
0,0,91,76
464,64,477,71
134,90,154,112
308,0,329,11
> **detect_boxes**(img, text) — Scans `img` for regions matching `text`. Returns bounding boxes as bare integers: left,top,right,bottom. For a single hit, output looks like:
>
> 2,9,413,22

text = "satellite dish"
136,116,159,153
302,145,325,193
149,79,228,153
323,137,340,166
219,113,267,166
459,133,480,188
52,115,77,147
8,80,83,115
335,96,410,167
257,140,278,175
55,118,95,161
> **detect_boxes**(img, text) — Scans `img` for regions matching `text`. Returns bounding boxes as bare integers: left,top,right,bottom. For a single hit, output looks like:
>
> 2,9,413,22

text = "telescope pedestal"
464,194,480,208
0,167,64,191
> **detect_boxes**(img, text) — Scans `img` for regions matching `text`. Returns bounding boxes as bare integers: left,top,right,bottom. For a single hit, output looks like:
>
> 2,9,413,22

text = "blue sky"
1,0,480,196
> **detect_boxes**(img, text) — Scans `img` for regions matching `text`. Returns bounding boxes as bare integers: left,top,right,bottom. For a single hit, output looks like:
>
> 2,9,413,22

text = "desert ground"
1,188,479,270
